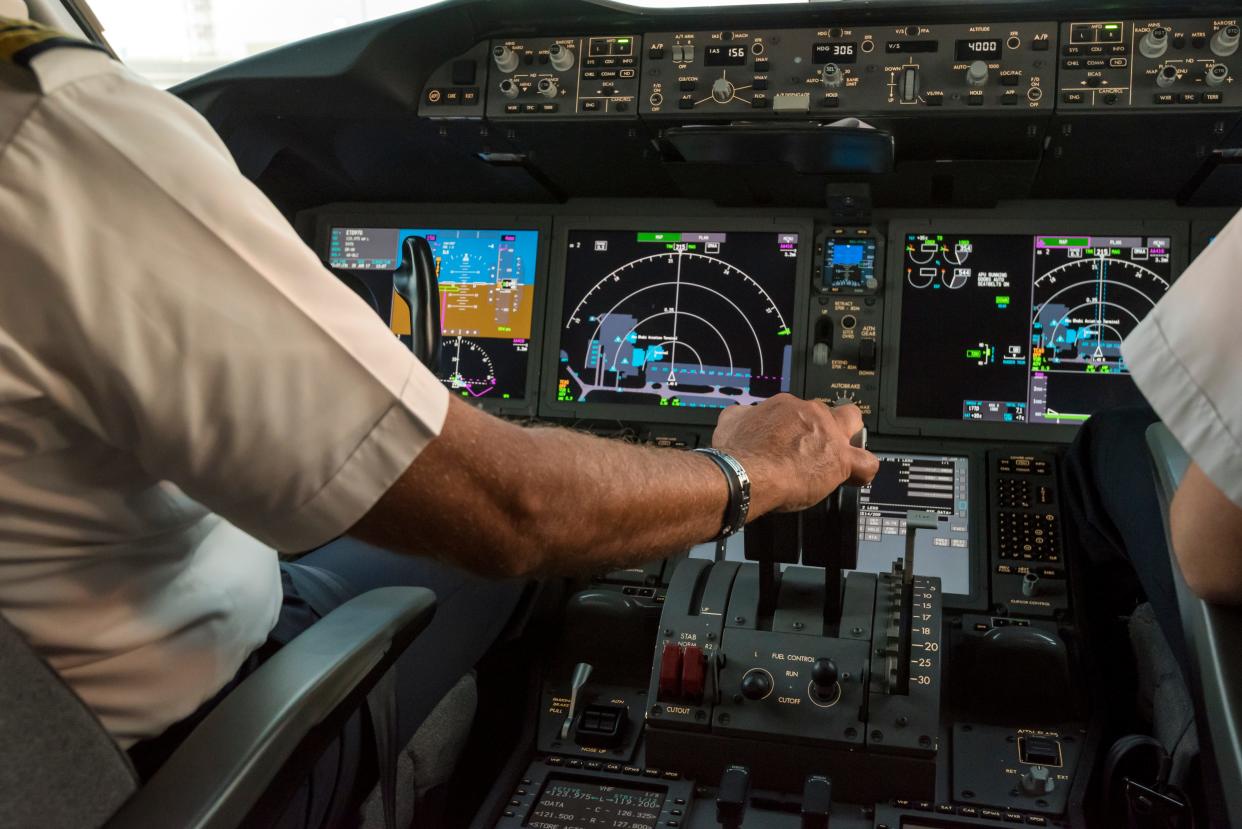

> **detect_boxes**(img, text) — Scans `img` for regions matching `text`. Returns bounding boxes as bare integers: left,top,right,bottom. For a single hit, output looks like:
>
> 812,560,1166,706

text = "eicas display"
896,232,1173,425
556,229,800,410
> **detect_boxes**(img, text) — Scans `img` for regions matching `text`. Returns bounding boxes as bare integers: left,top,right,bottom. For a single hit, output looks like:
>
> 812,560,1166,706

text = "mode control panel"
639,23,1056,116
1057,18,1241,108
487,35,643,118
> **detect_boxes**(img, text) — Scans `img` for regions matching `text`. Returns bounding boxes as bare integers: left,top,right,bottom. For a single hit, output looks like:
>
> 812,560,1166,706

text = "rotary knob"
1212,24,1240,58
492,43,519,73
1140,26,1169,59
1206,63,1230,87
966,60,989,87
1156,64,1178,88
820,63,843,88
536,77,559,98
548,43,575,72
712,76,736,103
740,669,773,700
498,78,520,99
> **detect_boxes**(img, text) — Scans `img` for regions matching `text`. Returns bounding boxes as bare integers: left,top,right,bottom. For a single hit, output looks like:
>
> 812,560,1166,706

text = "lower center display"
854,453,972,595
555,229,800,410
527,777,665,829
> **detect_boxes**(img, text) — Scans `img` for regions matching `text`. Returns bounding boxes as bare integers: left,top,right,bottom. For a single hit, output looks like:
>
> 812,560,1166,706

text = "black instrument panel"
308,201,1222,433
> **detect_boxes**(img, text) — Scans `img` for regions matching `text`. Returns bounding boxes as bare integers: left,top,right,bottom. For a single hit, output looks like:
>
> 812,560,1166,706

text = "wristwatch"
694,447,751,540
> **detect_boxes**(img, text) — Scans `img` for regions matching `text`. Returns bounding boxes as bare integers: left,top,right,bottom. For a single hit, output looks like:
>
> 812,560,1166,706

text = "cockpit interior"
4,1,1242,828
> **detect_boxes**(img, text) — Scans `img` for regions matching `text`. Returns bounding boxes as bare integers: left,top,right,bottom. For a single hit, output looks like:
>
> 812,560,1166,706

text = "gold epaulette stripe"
0,17,106,67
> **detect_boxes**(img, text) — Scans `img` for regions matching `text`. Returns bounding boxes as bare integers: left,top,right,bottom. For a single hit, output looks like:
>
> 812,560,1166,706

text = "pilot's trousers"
1059,403,1191,677
128,540,525,828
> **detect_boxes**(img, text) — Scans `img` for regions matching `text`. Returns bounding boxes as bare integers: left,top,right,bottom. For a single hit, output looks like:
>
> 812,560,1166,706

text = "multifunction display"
822,237,877,292
854,454,972,595
896,232,1173,425
527,778,665,829
556,229,800,410
328,226,540,402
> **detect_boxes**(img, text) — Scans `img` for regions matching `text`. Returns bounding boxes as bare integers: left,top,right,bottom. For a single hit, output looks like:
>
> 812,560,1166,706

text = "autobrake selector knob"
536,77,559,98
1206,63,1230,87
1140,26,1169,59
711,77,736,103
820,63,843,88
965,59,989,87
1212,24,1240,57
740,669,773,700
492,43,519,73
548,42,575,72
1156,64,1178,88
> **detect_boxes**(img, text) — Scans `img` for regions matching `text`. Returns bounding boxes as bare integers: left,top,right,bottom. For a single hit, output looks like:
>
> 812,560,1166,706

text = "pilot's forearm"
1169,462,1242,604
351,398,755,577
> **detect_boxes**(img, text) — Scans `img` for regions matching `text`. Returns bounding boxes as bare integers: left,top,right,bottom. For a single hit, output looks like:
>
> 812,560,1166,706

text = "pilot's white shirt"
1124,213,1242,506
0,39,448,745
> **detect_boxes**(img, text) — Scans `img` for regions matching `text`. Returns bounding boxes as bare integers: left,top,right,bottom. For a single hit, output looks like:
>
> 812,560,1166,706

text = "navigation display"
327,226,539,403
896,232,1173,426
555,229,800,411
854,454,972,595
527,778,665,829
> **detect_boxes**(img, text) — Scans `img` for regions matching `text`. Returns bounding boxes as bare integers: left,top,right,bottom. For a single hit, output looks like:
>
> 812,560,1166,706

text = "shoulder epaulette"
0,16,107,68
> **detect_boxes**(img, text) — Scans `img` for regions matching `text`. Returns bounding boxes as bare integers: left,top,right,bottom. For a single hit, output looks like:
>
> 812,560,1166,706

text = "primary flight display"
328,226,540,402
896,232,1173,425
555,229,800,410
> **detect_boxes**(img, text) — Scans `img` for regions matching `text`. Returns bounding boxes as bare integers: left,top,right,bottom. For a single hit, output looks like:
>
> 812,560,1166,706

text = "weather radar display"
556,229,800,410
897,232,1172,425
328,226,539,402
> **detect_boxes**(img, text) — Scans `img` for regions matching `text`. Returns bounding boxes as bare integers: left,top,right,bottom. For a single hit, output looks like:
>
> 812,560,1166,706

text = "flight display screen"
822,237,877,292
327,226,539,403
854,454,972,595
555,229,800,411
896,232,1173,426
527,778,665,829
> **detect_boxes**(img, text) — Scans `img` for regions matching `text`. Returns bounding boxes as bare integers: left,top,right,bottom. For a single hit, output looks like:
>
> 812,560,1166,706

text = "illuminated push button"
680,644,706,703
658,643,683,700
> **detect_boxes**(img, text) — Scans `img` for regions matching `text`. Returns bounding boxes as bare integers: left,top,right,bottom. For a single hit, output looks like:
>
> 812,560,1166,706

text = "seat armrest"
107,586,436,829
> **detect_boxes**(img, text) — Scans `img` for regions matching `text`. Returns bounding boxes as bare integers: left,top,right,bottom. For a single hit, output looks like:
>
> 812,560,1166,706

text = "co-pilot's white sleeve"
0,53,449,550
1122,211,1242,507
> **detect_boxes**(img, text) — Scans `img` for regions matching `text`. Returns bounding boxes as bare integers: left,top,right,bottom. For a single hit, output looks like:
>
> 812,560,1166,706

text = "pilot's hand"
712,394,880,514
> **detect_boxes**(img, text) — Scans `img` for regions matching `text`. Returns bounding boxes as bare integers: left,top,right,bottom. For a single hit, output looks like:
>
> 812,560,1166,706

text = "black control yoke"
393,235,442,370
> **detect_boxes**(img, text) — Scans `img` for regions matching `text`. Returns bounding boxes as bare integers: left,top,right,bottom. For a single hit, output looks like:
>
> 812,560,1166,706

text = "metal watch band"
694,447,751,539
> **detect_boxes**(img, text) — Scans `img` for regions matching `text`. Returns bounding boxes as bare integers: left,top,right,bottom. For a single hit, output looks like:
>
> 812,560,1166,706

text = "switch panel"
640,23,1055,116
1057,18,1241,109
487,34,643,118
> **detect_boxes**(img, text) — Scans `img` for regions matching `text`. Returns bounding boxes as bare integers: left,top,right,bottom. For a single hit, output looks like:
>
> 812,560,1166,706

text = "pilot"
0,8,879,825
1062,210,1242,678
